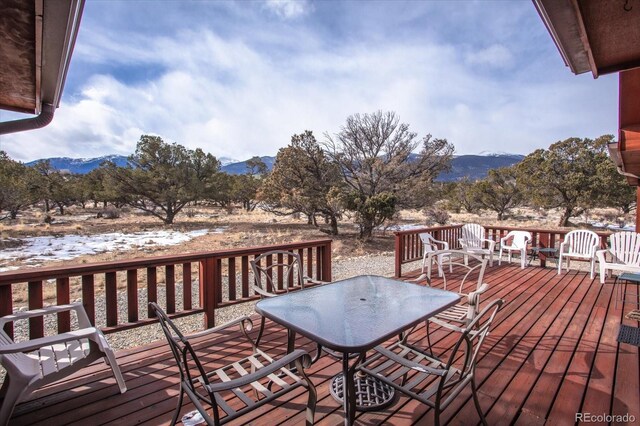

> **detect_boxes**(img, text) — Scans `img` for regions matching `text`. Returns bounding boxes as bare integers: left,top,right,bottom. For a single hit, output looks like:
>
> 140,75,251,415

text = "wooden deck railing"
394,224,611,278
0,239,332,339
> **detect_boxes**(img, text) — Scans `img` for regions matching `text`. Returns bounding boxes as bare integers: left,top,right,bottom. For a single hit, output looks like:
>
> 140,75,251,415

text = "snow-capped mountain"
25,153,524,181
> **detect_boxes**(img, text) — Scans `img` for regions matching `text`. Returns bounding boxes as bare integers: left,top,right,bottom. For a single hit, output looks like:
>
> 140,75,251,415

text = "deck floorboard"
9,264,639,425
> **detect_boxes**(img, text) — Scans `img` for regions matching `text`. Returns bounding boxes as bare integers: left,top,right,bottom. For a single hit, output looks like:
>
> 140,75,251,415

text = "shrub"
98,206,120,219
423,208,450,226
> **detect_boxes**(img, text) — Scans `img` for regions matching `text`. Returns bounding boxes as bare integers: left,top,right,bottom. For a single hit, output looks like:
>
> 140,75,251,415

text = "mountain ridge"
26,153,525,181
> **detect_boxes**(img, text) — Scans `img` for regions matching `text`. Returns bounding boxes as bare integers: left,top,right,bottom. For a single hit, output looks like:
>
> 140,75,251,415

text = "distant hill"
438,154,525,181
26,155,129,174
26,153,524,181
221,156,276,175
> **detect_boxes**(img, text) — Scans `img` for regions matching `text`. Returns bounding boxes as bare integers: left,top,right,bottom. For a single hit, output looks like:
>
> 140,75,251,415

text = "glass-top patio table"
255,275,460,425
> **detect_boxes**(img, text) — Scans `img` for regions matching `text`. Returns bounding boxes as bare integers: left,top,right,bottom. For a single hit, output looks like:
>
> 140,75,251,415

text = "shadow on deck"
9,264,640,425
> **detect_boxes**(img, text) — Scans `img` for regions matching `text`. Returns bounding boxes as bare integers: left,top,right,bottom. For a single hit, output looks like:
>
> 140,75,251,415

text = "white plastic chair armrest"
485,239,496,251
0,328,100,354
595,249,609,264
0,303,92,329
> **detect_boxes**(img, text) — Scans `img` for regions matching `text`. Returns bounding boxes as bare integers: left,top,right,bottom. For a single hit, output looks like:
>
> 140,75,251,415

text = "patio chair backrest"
563,230,599,255
609,231,640,266
251,250,306,298
502,230,531,249
149,303,210,394
461,224,487,249
428,249,487,295
448,298,504,377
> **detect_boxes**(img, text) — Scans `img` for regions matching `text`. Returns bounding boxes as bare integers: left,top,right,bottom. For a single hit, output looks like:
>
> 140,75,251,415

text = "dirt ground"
0,204,633,272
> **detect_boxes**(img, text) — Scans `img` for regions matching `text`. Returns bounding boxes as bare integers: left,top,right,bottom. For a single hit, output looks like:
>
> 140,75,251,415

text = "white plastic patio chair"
419,232,452,278
459,224,495,267
0,304,126,426
596,231,640,284
358,298,504,426
557,229,600,279
498,230,532,269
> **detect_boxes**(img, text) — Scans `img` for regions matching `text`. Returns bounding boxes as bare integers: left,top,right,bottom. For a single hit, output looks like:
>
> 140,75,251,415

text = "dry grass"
1,204,633,275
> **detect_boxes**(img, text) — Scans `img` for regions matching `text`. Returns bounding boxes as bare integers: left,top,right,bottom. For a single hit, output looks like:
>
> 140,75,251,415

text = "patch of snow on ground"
382,224,427,232
0,228,220,266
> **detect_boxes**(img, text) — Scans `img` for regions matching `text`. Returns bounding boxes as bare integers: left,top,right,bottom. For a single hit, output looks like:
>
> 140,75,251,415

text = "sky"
0,0,619,163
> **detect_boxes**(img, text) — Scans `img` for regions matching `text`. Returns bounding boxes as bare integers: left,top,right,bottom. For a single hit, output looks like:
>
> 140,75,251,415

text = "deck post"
394,233,403,278
199,258,216,328
322,240,332,282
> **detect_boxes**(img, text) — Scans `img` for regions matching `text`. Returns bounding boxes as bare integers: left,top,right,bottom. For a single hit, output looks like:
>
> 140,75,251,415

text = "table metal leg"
287,329,297,369
341,352,365,425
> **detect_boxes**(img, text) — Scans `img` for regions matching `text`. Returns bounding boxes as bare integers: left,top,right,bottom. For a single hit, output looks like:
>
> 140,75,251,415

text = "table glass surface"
255,275,460,353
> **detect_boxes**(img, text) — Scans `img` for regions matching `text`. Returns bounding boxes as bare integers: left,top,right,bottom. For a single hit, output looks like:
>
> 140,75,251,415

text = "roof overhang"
0,0,84,115
533,0,640,78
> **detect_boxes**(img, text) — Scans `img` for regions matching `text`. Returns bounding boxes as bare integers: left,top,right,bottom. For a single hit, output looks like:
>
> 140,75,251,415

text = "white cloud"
264,0,312,19
0,2,618,163
466,44,514,69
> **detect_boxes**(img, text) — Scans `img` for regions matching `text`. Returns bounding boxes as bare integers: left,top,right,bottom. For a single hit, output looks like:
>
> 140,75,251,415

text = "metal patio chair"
498,230,532,269
0,304,127,426
459,224,495,267
251,250,326,346
149,303,316,426
423,250,490,349
251,250,336,361
358,298,504,426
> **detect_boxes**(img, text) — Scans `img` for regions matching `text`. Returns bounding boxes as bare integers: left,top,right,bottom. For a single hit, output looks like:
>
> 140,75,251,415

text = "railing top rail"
394,224,613,238
0,238,333,285
393,224,463,236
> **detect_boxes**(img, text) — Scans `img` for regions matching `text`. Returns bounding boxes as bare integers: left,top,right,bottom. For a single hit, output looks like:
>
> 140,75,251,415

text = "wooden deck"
9,264,640,425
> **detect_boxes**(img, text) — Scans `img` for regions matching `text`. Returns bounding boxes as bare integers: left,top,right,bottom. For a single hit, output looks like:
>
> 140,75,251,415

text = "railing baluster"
241,256,249,298
28,280,43,339
105,272,117,327
277,252,284,290
82,275,95,326
214,258,222,306
56,277,70,333
306,247,313,279
0,284,13,338
183,262,192,309
315,246,322,281
266,254,273,293
127,269,138,323
228,258,236,301
147,266,157,318
166,265,175,314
